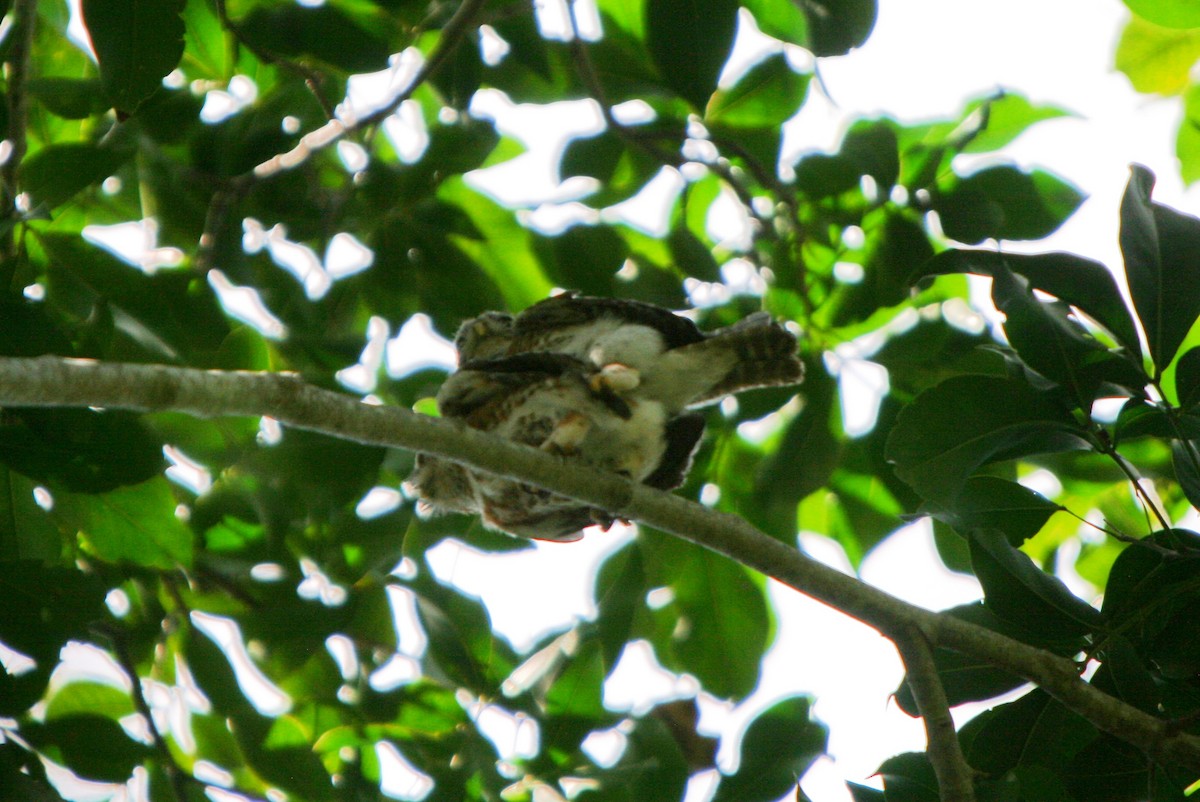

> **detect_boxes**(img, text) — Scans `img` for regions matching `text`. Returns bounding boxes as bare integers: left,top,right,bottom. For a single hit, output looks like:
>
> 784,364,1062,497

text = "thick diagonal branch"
1,355,1198,773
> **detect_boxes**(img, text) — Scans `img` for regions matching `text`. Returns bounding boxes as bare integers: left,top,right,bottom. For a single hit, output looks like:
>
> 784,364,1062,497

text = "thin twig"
894,625,977,802
1,0,37,261
1,356,1199,773
248,0,488,181
96,623,189,802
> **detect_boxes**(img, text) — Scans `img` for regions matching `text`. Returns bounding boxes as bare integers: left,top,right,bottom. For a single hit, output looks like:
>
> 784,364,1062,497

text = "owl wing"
641,413,705,490
511,292,706,351
437,352,594,422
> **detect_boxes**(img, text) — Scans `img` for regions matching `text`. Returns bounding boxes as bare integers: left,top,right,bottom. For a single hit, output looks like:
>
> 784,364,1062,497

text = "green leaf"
885,375,1091,504
646,0,739,110
875,752,939,801
1119,164,1200,370
234,4,390,73
27,78,110,120
925,476,1061,546
82,0,186,113
1115,15,1200,95
706,53,810,127
1176,84,1200,185
1172,440,1200,508
1124,0,1200,27
0,562,107,715
969,528,1103,638
801,0,878,56
711,696,826,802
990,264,1146,408
54,478,194,569
935,165,1085,244
0,467,61,563
958,93,1073,155
22,714,152,782
19,143,133,209
1094,635,1160,714
0,408,164,494
918,249,1143,358
959,689,1095,775
640,534,770,700
1174,346,1200,408
45,681,135,721
741,0,809,46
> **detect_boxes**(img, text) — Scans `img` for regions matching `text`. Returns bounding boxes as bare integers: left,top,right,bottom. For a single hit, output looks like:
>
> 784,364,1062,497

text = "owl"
414,293,803,540
408,351,705,541
453,292,804,411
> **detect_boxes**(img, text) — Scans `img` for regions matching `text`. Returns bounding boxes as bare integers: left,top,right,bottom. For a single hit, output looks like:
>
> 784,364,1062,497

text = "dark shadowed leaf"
969,528,1103,638
885,375,1091,503
712,696,827,802
1173,347,1200,408
935,165,1085,244
1172,439,1200,508
28,78,110,120
235,4,389,73
82,0,185,113
802,0,878,56
958,689,1096,776
875,752,939,801
990,264,1146,408
22,715,152,782
1119,164,1200,370
925,476,1061,546
0,408,164,493
19,144,133,209
919,249,1143,359
646,0,739,110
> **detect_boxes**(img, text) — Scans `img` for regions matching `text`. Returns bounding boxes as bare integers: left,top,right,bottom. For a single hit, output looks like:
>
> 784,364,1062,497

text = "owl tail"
644,312,802,409
698,312,804,403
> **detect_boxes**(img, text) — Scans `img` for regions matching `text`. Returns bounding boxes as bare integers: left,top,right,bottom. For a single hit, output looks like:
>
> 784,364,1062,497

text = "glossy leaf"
1120,164,1200,370
958,689,1096,776
82,0,186,112
886,375,1091,503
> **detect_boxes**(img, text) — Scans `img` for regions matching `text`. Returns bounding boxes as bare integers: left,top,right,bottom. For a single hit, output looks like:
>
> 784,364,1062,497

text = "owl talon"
589,363,640,394
542,411,591,455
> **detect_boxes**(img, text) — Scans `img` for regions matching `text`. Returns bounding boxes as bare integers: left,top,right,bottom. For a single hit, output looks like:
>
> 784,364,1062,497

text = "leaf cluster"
0,1,1196,802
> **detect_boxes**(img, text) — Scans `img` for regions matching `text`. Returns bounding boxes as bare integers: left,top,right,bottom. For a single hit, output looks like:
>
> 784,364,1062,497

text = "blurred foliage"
0,1,1197,801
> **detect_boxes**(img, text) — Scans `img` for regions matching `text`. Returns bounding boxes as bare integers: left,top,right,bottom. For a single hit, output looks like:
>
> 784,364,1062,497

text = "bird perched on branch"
410,292,804,541
408,352,705,540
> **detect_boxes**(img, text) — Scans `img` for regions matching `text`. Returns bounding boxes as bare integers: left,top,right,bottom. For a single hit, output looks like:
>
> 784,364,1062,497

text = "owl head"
453,311,514,363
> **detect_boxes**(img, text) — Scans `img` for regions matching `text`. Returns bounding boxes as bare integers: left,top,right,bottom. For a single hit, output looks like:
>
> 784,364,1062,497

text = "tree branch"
894,626,976,802
2,356,1199,773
